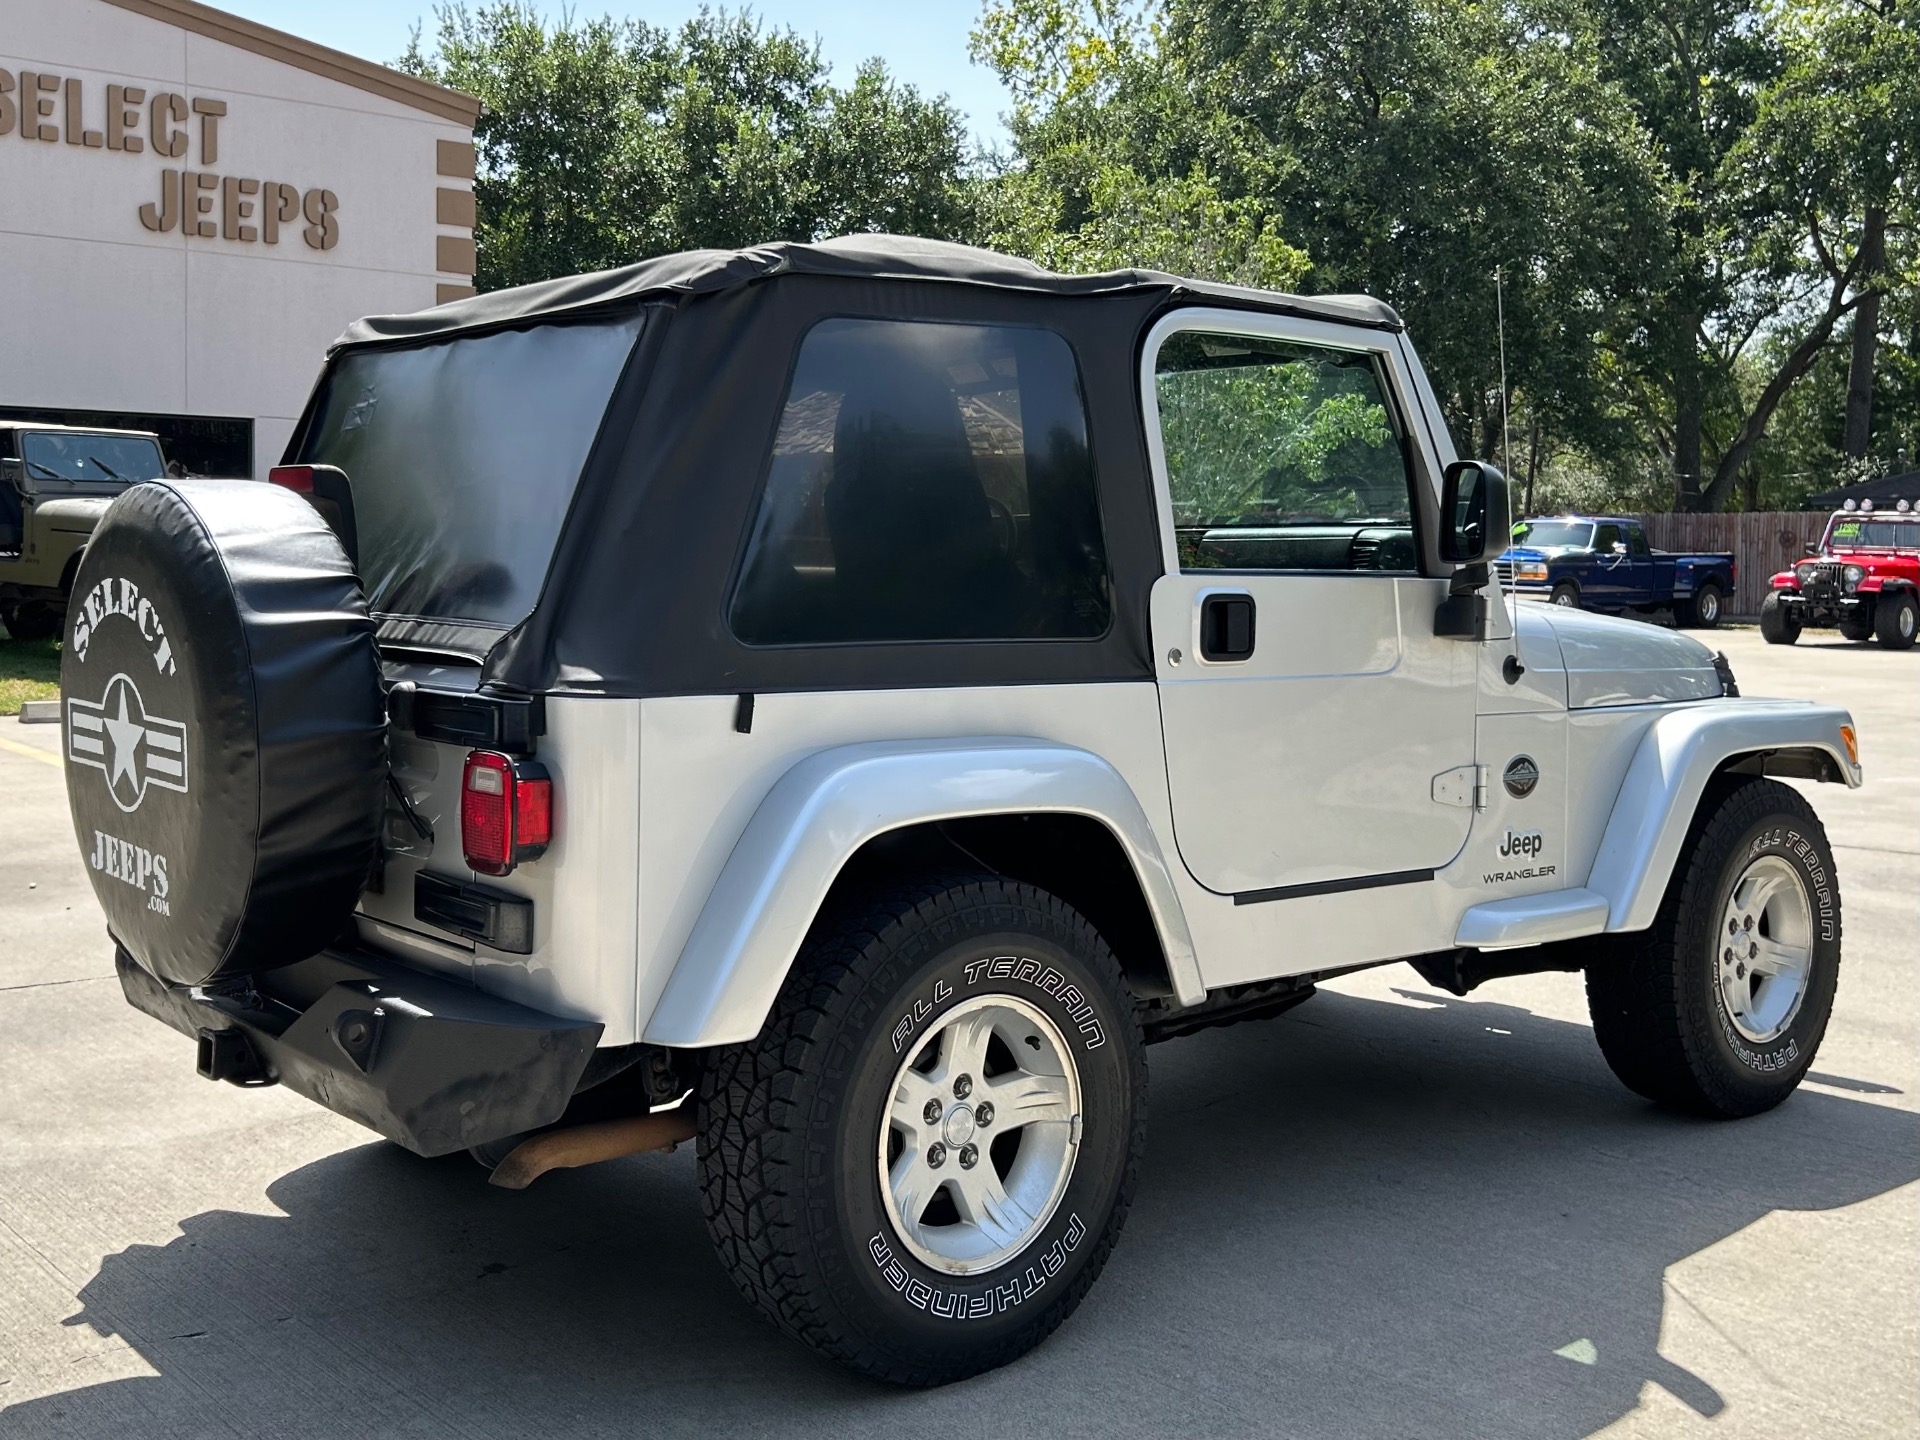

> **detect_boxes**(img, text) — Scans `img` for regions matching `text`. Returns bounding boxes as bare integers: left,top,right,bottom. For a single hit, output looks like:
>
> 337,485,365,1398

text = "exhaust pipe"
488,1095,698,1190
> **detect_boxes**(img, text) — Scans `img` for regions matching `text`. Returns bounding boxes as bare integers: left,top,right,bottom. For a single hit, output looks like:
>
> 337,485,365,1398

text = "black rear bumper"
117,945,602,1157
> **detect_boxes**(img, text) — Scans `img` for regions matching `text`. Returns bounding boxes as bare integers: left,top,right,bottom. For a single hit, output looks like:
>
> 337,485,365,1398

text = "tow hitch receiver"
196,1027,271,1086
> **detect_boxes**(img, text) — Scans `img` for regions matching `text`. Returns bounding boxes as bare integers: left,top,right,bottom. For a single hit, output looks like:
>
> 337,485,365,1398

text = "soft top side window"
729,318,1110,645
1153,330,1417,574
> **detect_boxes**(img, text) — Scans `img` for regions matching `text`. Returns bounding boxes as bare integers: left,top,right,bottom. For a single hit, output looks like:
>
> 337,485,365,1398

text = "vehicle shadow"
4,985,1915,1440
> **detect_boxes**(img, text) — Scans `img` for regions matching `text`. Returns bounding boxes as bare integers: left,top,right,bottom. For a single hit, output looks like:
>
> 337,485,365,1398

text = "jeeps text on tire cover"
61,235,1864,1387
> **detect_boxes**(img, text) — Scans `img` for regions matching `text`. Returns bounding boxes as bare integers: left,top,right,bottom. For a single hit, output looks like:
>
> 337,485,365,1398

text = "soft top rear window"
299,315,644,627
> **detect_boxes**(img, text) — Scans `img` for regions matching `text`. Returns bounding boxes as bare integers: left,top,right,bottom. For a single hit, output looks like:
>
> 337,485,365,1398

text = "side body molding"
1588,698,1860,935
642,738,1204,1047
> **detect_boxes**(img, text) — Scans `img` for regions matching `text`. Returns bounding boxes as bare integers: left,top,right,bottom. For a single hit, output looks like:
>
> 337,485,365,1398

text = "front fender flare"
642,738,1202,1047
1588,699,1860,935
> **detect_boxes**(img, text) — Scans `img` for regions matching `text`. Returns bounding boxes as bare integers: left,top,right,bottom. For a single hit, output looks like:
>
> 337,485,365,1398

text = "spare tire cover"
61,480,386,987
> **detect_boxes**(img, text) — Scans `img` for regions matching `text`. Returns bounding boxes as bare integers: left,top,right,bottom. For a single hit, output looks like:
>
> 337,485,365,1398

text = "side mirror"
1612,541,1628,555
1802,542,1819,557
1435,460,1510,640
1440,459,1511,566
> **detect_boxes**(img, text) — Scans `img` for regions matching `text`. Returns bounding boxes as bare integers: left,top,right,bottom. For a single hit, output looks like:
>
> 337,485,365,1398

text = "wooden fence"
1633,511,1830,618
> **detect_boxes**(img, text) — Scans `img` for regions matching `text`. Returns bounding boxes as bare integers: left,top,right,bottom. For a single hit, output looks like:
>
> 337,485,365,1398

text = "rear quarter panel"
632,684,1176,1043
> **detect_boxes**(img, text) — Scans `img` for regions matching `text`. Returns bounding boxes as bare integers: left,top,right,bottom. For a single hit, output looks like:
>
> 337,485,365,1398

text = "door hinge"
1432,765,1488,810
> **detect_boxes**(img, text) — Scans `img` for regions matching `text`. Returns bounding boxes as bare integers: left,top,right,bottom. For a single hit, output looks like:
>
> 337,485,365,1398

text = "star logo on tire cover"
67,674,189,812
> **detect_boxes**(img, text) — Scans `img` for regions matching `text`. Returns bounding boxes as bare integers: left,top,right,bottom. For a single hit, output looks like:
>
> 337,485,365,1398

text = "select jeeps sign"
0,69,341,249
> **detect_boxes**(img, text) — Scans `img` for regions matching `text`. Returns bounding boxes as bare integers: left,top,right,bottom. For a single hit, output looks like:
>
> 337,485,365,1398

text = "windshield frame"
16,430,166,495
1822,512,1920,553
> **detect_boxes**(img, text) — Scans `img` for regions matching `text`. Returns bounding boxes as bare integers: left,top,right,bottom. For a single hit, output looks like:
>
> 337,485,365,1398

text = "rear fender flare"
1588,700,1861,935
642,738,1202,1047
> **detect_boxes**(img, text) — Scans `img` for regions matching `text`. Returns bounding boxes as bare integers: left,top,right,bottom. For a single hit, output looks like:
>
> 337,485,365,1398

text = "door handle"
1199,592,1256,661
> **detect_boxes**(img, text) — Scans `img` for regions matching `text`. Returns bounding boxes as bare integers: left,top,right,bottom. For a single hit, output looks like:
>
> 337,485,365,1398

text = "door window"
730,318,1109,644
1153,332,1417,573
1593,523,1623,554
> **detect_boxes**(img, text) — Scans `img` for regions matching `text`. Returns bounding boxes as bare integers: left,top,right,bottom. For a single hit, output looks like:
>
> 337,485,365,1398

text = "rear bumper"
117,945,602,1156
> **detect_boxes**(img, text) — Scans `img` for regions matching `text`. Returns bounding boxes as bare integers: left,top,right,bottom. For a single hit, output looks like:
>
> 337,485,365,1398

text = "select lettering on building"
0,67,340,249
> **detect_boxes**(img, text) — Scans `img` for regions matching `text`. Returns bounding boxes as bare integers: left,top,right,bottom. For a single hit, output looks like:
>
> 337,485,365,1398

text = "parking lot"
0,624,1913,1439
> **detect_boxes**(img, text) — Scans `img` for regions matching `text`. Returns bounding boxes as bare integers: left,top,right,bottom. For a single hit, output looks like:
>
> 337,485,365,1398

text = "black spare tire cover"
61,480,386,987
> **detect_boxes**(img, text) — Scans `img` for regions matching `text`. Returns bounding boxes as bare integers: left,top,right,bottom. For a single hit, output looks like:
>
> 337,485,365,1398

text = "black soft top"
300,235,1429,698
332,234,1402,352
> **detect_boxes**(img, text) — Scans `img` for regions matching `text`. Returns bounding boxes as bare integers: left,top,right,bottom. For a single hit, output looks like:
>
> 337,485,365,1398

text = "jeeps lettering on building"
0,69,340,249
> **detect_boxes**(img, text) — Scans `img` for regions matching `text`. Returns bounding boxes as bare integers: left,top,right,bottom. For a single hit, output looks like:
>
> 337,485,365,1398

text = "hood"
1501,544,1593,561
31,495,116,531
1515,603,1722,709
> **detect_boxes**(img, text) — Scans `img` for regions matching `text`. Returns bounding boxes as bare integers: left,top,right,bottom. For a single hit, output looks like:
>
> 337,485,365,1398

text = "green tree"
1590,0,1918,509
977,0,1672,471
400,4,976,291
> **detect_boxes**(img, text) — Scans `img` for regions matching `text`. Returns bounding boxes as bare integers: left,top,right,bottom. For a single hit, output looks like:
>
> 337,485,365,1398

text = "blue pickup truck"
1495,516,1737,628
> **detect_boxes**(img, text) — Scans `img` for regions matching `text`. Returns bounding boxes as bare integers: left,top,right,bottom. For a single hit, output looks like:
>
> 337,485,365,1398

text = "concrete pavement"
0,626,1913,1438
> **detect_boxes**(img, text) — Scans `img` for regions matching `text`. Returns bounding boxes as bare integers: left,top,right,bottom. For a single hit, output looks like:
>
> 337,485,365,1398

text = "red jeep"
1763,501,1920,649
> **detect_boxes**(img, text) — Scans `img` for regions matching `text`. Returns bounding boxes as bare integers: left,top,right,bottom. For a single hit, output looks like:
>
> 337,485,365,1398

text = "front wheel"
1549,580,1581,609
1874,591,1918,650
698,876,1146,1386
1585,777,1840,1117
0,600,63,642
1759,591,1801,645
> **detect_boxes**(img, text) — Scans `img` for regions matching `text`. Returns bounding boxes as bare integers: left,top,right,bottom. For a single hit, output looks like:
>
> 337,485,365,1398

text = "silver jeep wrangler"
63,236,1859,1386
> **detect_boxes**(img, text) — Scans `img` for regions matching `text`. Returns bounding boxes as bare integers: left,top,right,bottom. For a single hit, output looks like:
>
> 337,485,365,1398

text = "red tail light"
461,750,552,877
268,465,315,493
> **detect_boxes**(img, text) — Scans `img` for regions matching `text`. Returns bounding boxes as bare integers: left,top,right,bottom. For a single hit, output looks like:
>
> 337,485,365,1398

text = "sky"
217,0,1016,149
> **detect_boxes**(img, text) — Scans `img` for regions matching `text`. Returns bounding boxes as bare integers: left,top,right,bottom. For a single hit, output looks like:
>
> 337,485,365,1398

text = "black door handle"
1200,593,1256,661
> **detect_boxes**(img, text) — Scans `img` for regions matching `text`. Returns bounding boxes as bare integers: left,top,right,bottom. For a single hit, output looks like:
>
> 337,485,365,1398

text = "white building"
2,0,480,478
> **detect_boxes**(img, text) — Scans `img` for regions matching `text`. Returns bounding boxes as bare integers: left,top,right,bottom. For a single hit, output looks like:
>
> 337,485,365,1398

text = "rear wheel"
1678,582,1723,629
1549,580,1581,609
1837,612,1874,643
1874,591,1918,650
1759,592,1801,645
698,875,1146,1386
1585,777,1840,1117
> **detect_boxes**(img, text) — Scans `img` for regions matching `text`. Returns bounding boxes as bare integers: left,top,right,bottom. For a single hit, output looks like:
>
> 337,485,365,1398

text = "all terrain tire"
1873,590,1918,650
698,875,1147,1386
1837,613,1874,643
1759,592,1800,645
1584,776,1840,1117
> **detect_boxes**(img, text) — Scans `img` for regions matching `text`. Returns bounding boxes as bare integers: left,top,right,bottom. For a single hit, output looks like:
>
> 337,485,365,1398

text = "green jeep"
0,422,169,640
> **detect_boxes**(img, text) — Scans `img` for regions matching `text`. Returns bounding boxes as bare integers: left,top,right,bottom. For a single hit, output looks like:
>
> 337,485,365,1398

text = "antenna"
1495,265,1511,483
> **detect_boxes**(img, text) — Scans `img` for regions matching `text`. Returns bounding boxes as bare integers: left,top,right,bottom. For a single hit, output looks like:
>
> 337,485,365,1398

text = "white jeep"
62,236,1860,1387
